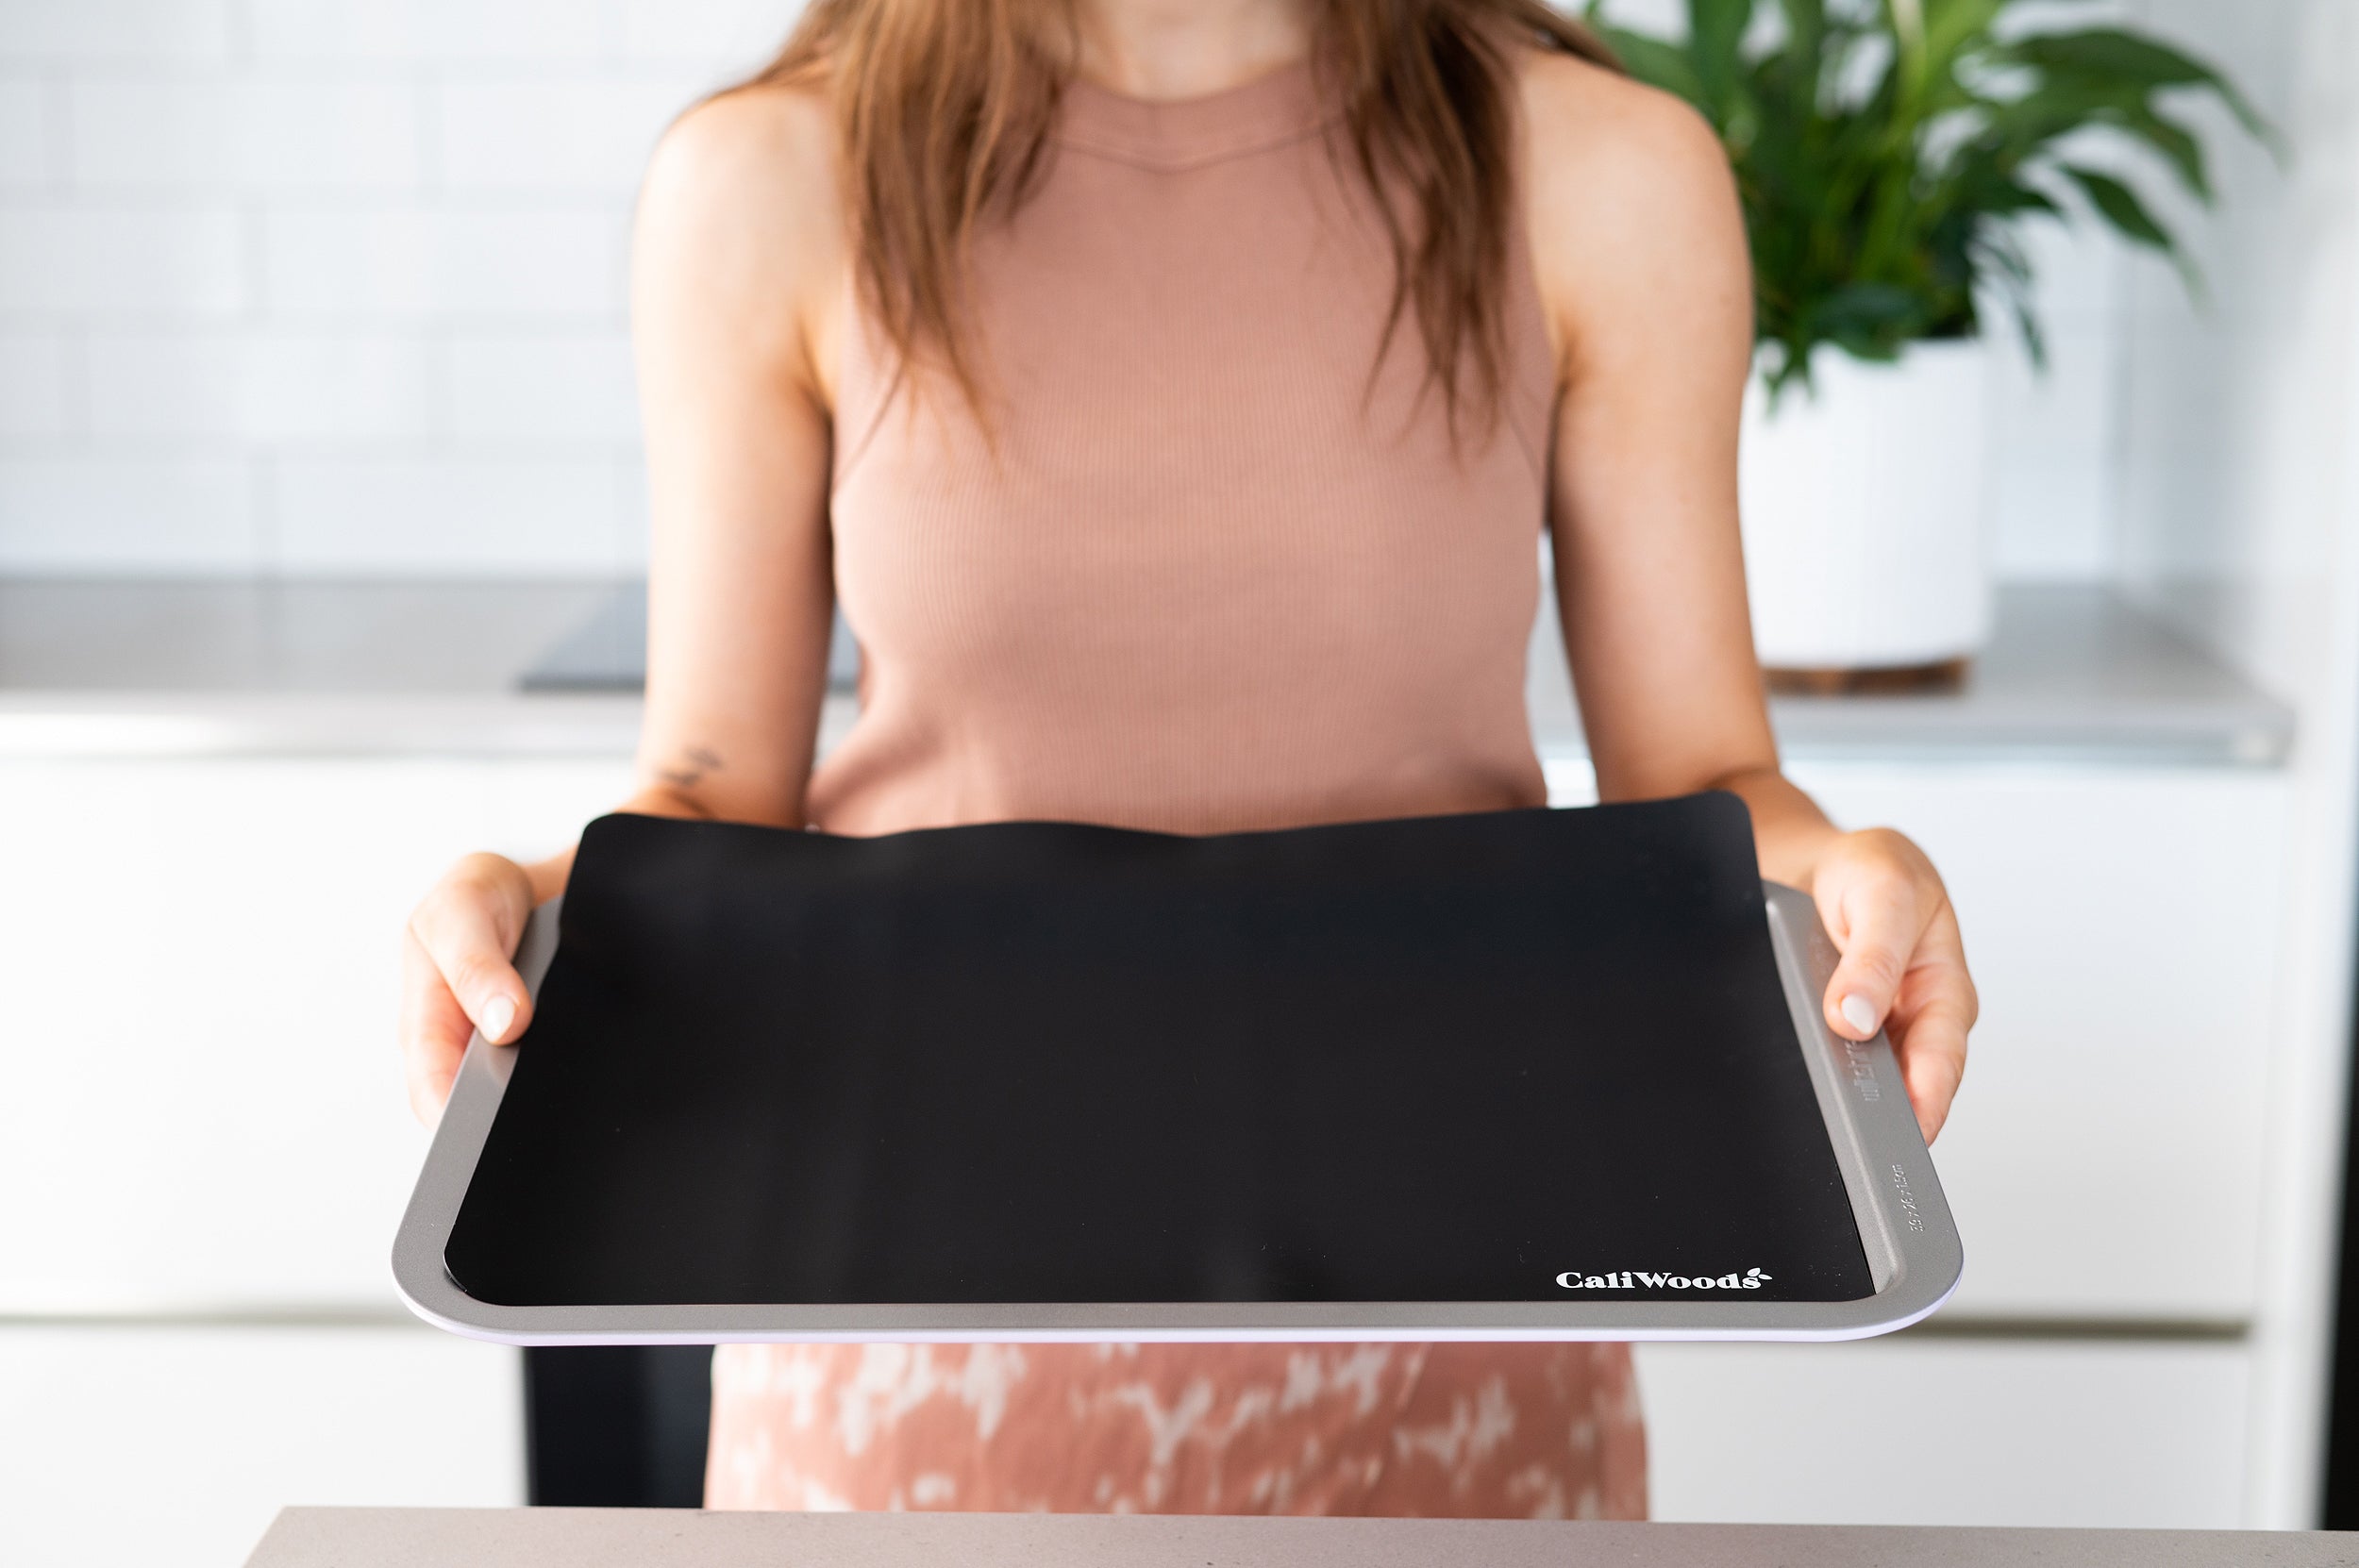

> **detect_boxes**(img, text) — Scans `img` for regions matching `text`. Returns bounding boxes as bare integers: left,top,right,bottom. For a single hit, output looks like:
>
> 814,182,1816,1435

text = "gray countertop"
1530,581,2293,766
244,1507,2358,1568
0,577,2293,765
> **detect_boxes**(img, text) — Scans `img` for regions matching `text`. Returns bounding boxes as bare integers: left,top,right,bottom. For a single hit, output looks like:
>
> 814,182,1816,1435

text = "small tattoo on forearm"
658,746,725,791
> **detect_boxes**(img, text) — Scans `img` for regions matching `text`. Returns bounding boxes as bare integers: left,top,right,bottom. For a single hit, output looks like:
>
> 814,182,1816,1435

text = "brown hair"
738,1,1615,426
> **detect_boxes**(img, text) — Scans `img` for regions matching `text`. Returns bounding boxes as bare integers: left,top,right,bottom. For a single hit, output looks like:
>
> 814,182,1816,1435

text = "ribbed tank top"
806,58,1556,838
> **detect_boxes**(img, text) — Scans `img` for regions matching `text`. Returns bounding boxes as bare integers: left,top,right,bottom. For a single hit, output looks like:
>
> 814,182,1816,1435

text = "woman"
402,0,1974,1520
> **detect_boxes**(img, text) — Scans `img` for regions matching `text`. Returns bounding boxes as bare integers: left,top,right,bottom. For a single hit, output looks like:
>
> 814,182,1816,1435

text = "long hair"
737,1,1616,426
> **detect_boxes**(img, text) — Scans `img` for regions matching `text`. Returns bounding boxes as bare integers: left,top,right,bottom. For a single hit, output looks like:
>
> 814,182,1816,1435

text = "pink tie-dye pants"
706,1342,1646,1518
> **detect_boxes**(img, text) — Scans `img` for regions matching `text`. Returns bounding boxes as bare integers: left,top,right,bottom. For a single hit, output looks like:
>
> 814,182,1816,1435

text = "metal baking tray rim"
393,882,1963,1344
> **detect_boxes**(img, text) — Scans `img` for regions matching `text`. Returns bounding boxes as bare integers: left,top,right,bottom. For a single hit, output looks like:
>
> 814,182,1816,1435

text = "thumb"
413,864,535,1046
1816,870,1920,1043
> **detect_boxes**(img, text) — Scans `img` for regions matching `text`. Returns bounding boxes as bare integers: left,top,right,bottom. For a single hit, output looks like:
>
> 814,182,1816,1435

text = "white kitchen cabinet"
0,757,634,1310
0,741,2295,1540
1784,762,2288,1324
6,750,2274,1326
1556,756,2290,1325
0,1324,522,1568
1636,1338,2250,1527
0,754,611,1568
483,755,644,862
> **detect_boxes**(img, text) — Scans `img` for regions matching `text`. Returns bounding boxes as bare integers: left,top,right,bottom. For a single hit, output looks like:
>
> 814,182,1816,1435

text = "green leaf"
1594,25,1710,108
1922,0,2010,80
2111,105,2212,203
1980,177,2065,219
2012,28,2232,91
1804,280,1931,355
1687,0,1753,116
1592,0,2267,377
1772,0,1828,111
2057,163,2206,301
1775,0,1827,59
2007,28,2273,142
2058,164,2172,250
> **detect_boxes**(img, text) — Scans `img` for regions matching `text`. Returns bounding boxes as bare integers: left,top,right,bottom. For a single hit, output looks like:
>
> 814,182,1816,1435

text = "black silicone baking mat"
443,796,1875,1309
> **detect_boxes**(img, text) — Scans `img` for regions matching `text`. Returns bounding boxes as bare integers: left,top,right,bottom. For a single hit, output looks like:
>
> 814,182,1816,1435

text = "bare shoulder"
1514,48,1734,220
635,80,845,338
1513,48,1748,347
646,79,836,215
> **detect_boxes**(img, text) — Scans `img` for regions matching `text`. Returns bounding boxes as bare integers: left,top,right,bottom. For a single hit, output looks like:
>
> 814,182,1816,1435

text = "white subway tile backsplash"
1981,309,2122,581
1992,455,2118,581
0,455,257,572
0,0,232,61
1987,321,2119,465
260,207,624,318
272,456,627,573
0,333,73,436
0,81,52,186
0,206,246,314
0,0,2150,584
2120,321,2236,465
438,78,706,193
86,330,432,441
447,331,638,442
614,0,799,71
68,78,425,192
618,458,650,572
244,0,601,63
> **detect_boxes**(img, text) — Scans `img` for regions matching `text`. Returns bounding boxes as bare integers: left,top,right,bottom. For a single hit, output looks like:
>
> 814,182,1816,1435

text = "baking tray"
394,801,1962,1343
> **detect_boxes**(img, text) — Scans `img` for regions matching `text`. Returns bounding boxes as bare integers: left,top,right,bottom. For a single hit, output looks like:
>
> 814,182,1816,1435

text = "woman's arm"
1520,55,1975,1141
398,85,845,1120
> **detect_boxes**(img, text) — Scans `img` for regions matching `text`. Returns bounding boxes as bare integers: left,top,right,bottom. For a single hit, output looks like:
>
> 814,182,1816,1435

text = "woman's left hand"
1808,827,1976,1143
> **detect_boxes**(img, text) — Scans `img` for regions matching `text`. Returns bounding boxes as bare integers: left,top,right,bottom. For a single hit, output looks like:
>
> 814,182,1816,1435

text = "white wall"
0,0,800,577
2105,0,2359,1527
2116,0,2359,706
0,0,2161,581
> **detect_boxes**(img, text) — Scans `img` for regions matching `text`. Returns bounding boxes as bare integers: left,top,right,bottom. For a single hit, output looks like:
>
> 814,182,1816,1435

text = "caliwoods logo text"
1554,1268,1773,1291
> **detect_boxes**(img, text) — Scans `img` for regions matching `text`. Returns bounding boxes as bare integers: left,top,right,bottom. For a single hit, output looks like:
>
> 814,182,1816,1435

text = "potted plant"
1584,0,2271,689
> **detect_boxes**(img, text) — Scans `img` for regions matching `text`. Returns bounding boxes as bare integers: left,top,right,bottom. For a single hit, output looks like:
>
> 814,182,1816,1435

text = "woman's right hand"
401,851,539,1124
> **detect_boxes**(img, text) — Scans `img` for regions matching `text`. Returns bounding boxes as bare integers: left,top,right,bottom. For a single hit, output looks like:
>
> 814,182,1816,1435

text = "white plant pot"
1738,338,1994,674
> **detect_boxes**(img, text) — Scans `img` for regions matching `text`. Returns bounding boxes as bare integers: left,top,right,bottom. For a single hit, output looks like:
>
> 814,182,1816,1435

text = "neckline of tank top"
1053,58,1340,173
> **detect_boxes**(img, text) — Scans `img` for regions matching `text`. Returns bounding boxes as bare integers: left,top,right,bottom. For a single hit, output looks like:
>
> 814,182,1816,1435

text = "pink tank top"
711,60,1646,1521
805,58,1556,838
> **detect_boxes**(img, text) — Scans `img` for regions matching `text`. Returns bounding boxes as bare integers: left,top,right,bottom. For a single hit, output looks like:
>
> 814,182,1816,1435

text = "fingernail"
1840,993,1879,1037
480,994,516,1044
